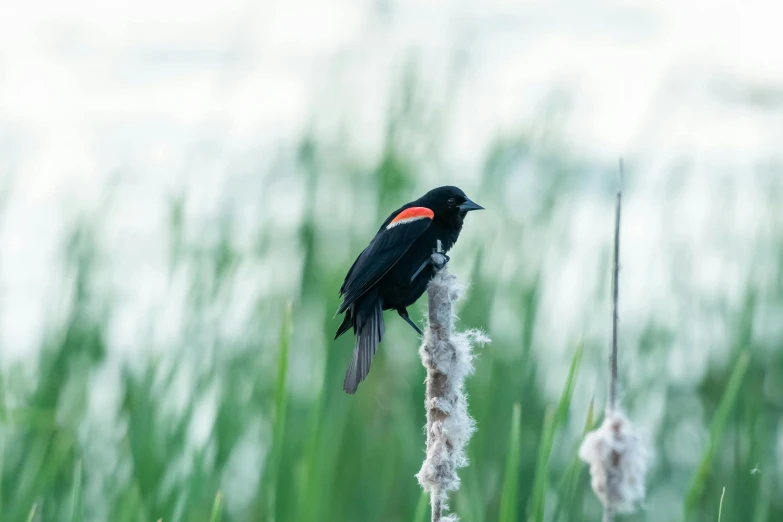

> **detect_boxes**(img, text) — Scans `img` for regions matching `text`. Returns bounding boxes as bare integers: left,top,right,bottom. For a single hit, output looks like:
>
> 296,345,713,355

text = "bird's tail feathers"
343,300,384,394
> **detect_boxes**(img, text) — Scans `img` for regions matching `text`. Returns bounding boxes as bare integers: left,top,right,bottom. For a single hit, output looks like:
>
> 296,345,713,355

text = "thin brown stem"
424,245,449,522
609,159,623,412
605,159,623,522
431,498,442,522
418,239,480,522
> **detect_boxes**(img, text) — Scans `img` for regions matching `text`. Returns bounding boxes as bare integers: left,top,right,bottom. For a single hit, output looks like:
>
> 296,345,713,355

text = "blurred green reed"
499,403,522,522
527,344,583,522
0,79,781,522
684,352,750,519
210,492,224,522
262,302,292,522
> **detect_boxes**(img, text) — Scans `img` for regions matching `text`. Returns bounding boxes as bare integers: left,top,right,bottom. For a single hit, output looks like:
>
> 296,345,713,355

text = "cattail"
416,246,489,522
580,162,649,520
579,409,649,515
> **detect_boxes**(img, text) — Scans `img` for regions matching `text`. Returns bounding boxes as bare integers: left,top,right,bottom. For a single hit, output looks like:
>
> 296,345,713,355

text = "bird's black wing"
337,211,432,314
337,203,411,297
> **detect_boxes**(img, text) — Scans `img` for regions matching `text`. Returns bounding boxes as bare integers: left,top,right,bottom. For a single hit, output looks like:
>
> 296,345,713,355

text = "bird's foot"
409,253,450,283
431,252,449,270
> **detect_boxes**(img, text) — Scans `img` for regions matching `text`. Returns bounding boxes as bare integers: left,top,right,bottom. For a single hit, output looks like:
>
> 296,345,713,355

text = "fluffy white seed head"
579,409,650,514
416,269,490,520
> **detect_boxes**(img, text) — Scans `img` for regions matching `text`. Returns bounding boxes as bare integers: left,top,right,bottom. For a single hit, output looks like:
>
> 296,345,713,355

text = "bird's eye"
447,198,455,207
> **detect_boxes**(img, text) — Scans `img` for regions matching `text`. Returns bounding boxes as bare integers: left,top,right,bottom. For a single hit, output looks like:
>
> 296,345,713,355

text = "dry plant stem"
430,498,443,522
606,162,623,522
610,161,622,412
417,241,487,522
580,162,648,517
423,256,453,522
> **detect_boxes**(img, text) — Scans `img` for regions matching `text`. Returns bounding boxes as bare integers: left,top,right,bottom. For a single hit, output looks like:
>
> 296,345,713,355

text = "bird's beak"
458,198,484,212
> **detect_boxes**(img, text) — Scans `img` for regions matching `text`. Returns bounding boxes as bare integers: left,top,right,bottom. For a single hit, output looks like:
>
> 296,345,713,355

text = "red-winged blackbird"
335,186,483,394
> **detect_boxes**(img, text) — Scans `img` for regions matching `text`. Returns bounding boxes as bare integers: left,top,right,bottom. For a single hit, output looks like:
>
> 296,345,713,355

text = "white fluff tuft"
578,409,650,514
416,268,490,522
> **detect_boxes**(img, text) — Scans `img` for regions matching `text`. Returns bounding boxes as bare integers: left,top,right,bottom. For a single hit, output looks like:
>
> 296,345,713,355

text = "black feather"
343,298,384,394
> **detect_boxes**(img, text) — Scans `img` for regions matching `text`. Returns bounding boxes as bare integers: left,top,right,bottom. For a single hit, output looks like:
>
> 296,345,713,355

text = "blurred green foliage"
1,82,781,522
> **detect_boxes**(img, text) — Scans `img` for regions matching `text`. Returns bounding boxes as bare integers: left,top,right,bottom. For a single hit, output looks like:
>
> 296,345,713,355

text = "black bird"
335,186,483,394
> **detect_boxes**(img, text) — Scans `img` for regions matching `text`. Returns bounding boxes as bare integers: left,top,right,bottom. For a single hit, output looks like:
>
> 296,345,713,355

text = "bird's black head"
418,185,484,221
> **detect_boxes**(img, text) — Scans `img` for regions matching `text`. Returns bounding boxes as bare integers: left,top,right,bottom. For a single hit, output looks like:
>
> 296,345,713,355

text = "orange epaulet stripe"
387,207,434,229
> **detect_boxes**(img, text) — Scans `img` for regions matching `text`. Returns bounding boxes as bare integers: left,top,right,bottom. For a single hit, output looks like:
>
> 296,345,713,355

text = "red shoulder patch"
389,206,435,226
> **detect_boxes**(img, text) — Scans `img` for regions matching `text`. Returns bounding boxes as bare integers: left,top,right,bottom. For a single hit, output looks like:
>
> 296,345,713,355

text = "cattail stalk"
416,241,489,522
580,160,649,519
605,167,623,522
609,168,621,413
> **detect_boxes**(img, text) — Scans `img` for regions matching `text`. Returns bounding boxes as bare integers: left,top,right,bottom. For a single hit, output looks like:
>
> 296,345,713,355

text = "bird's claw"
409,251,450,283
431,252,449,270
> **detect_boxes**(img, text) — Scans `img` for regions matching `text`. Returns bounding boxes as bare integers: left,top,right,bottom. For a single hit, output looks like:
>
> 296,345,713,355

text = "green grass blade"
528,406,555,522
14,433,74,520
413,489,429,522
718,487,725,522
461,462,486,522
583,397,595,435
684,351,750,518
27,504,37,522
266,301,293,521
530,343,583,522
499,403,522,522
553,342,583,428
210,491,224,522
0,373,4,514
753,477,770,522
552,397,596,522
70,460,83,522
294,390,326,522
0,425,4,515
